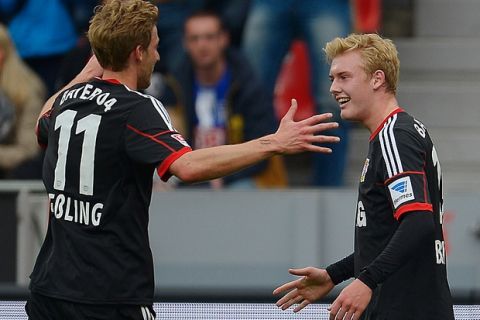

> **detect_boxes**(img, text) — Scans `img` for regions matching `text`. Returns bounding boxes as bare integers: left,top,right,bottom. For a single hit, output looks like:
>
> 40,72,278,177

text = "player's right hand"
273,267,335,313
274,99,340,155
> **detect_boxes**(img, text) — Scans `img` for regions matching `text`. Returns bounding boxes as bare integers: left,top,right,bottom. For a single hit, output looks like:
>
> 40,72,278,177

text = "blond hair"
0,24,46,169
324,33,400,94
0,24,45,111
88,0,158,71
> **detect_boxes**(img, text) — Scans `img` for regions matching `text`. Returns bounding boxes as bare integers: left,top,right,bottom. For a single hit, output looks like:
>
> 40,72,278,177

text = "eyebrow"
330,71,349,78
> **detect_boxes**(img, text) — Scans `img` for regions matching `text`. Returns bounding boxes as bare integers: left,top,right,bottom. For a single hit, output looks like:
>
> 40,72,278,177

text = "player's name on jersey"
59,84,118,112
48,193,103,227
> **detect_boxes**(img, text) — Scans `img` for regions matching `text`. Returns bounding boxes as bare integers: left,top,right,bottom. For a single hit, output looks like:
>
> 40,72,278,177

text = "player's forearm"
170,134,280,183
326,253,355,285
37,56,103,122
357,211,434,290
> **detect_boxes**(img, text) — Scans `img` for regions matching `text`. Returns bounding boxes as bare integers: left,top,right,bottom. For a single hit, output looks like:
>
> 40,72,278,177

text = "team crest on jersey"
360,158,370,182
388,176,415,208
171,133,190,147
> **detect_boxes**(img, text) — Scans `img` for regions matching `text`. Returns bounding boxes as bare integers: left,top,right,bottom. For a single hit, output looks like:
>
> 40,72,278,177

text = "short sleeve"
125,97,191,181
380,127,433,220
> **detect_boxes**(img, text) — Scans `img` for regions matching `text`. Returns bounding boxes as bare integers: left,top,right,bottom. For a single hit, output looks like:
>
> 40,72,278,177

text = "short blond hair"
88,0,158,71
324,33,400,94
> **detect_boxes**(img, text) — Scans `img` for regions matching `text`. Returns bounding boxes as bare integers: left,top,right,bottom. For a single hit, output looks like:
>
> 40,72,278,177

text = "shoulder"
125,87,168,113
379,111,429,144
124,87,174,130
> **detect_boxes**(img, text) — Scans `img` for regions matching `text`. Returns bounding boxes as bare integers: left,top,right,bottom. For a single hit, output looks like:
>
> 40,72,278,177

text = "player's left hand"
328,279,372,320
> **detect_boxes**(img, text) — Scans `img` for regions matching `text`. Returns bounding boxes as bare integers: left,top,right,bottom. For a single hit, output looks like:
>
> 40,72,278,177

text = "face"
329,50,375,124
183,16,227,69
138,26,160,90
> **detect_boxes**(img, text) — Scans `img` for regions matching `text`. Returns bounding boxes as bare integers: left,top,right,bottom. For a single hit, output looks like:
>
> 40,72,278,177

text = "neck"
102,69,138,90
194,59,226,86
364,93,399,133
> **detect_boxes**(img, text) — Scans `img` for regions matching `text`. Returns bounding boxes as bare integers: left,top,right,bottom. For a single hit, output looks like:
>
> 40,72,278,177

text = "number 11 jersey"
31,78,191,305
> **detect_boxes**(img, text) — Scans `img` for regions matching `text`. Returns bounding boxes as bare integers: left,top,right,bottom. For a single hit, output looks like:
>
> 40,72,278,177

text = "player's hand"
328,279,372,320
273,267,335,313
274,99,340,154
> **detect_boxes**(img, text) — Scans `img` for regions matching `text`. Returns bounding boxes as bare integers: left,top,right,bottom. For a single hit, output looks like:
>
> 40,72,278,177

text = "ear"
372,70,386,90
133,45,144,62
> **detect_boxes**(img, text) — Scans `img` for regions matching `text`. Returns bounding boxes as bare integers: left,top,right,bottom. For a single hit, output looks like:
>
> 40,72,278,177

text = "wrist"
258,133,282,155
357,269,378,291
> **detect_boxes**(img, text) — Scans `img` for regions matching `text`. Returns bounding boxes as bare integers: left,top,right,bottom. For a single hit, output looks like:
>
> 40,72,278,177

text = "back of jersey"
32,79,190,304
44,81,124,206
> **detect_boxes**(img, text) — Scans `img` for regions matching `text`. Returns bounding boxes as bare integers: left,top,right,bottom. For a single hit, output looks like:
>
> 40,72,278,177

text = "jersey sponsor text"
388,176,415,208
60,84,118,112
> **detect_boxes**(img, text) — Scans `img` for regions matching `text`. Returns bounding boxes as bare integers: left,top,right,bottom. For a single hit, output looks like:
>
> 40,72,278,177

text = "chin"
340,110,357,122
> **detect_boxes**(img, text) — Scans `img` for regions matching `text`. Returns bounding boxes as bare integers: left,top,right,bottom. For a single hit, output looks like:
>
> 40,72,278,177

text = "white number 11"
54,110,101,196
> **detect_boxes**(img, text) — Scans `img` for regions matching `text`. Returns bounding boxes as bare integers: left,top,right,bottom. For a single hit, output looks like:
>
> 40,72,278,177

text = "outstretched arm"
169,99,340,183
37,55,103,123
273,267,336,313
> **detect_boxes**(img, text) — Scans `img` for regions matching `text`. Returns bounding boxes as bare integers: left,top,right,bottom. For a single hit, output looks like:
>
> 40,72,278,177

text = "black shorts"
26,292,156,320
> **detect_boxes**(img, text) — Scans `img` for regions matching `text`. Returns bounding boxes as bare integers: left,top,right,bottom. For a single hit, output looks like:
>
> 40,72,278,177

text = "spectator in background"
242,0,351,186
204,0,251,48
3,0,78,96
0,24,46,179
155,11,287,188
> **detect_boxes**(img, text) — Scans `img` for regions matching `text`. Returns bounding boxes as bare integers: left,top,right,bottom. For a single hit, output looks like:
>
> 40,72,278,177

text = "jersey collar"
96,77,122,85
369,107,404,141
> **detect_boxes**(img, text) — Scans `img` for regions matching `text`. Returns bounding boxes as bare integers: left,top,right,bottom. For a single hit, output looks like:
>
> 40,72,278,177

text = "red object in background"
274,40,315,121
354,0,381,32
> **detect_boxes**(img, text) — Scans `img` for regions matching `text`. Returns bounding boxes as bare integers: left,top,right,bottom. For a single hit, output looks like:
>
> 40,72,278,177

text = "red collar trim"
97,77,121,85
369,107,404,141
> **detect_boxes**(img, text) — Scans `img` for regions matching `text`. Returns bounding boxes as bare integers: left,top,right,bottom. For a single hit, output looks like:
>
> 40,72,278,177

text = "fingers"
288,268,311,277
282,99,298,122
304,122,339,135
273,279,299,295
293,299,310,313
277,292,304,311
328,300,341,320
308,134,341,144
328,301,362,320
301,112,334,126
275,287,298,306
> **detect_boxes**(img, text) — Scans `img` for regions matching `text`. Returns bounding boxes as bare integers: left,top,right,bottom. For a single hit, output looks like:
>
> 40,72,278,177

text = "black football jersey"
355,108,453,319
30,78,191,304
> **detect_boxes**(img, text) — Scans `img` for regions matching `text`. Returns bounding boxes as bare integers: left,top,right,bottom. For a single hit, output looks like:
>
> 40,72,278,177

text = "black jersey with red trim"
355,108,453,319
30,78,191,305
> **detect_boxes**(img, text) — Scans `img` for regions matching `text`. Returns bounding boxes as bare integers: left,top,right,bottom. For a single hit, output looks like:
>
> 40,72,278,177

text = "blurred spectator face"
184,15,228,69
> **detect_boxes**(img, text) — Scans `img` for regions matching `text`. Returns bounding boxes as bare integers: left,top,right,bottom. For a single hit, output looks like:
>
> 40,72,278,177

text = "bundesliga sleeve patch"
171,133,190,147
388,176,415,208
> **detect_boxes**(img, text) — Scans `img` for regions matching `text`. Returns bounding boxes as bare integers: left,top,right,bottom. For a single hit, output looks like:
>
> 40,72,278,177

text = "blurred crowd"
0,0,384,188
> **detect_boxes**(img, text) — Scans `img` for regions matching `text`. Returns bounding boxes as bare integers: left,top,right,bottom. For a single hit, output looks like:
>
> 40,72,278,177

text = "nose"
329,79,340,95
